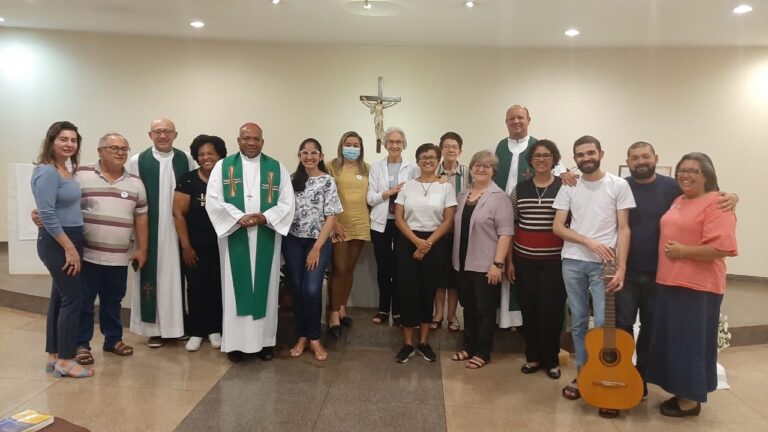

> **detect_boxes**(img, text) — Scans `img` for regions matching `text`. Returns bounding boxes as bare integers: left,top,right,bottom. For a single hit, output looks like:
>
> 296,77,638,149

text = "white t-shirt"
395,180,458,232
552,172,636,263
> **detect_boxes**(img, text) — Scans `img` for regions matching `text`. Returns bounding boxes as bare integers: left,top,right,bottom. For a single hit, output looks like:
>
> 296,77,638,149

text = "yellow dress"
328,161,371,241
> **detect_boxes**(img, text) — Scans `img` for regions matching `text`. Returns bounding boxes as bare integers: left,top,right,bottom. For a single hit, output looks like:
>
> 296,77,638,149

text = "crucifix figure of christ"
360,76,401,153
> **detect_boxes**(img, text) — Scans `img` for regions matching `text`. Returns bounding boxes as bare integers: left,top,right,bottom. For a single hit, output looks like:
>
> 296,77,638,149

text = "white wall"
1,28,767,276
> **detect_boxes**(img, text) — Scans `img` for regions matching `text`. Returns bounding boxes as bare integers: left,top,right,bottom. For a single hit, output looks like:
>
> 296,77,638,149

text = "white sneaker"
185,336,203,352
208,333,222,349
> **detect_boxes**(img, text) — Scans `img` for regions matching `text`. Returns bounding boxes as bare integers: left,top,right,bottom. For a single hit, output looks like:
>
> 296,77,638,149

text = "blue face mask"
342,146,361,161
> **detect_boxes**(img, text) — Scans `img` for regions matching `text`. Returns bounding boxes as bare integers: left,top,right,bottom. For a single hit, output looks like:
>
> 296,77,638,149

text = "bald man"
127,119,196,347
206,123,295,361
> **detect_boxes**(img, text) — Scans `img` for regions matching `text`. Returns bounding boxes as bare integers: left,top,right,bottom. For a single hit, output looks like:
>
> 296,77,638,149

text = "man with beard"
619,141,738,399
552,135,636,417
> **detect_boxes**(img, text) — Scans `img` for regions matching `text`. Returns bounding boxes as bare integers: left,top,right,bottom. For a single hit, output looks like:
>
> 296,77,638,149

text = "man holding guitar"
552,135,636,418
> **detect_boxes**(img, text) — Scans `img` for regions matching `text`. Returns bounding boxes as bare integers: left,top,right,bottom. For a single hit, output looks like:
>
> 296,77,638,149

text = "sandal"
598,408,620,418
451,350,471,361
371,312,389,325
465,356,488,369
521,362,541,374
429,320,443,330
53,361,94,378
105,341,134,356
447,319,460,332
562,379,581,400
289,339,307,358
75,347,94,365
547,367,562,379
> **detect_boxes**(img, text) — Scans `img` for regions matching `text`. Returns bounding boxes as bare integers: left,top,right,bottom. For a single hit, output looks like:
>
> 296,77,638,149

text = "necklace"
535,185,549,204
418,176,437,197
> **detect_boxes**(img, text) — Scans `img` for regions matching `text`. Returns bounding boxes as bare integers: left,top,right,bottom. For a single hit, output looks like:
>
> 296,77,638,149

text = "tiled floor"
0,307,766,432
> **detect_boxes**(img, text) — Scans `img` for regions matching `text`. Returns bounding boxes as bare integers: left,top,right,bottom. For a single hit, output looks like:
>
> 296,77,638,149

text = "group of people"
31,103,738,420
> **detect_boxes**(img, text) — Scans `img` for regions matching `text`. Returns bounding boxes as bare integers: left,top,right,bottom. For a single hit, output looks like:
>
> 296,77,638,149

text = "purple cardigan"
452,182,515,273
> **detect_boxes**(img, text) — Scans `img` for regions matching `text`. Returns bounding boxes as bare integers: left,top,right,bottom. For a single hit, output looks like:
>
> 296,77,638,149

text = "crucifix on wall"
360,76,401,153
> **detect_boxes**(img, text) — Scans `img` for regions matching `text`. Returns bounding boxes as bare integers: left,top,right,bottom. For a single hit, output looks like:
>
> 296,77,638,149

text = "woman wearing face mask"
326,131,371,337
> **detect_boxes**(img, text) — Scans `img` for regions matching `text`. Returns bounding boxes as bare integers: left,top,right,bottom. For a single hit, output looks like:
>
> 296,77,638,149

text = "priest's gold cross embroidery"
142,281,153,301
223,166,242,198
262,171,279,204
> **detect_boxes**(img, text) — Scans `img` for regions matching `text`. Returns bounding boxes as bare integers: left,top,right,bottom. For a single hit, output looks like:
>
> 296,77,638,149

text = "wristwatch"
493,261,504,269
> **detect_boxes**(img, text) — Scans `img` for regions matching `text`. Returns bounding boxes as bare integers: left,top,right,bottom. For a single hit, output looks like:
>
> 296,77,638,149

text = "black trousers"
183,239,223,337
457,271,500,362
514,255,566,369
38,227,85,360
395,231,448,328
371,220,400,316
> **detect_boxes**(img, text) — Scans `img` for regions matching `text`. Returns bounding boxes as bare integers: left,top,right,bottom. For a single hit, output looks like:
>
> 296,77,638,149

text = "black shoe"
340,316,353,327
177,334,191,341
329,325,342,339
258,346,275,361
660,397,701,417
147,336,163,348
395,344,415,363
416,343,437,362
520,363,541,374
598,408,620,418
547,367,562,379
227,351,246,363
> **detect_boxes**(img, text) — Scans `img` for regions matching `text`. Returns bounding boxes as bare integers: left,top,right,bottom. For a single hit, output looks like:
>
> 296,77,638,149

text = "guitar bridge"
591,380,628,388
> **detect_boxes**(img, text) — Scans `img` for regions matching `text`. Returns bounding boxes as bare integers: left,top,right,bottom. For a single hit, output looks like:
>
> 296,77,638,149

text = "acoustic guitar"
577,262,644,410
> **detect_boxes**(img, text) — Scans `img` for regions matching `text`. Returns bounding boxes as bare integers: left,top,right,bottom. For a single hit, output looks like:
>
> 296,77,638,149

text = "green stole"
492,137,537,312
221,153,281,320
492,136,538,192
137,148,189,323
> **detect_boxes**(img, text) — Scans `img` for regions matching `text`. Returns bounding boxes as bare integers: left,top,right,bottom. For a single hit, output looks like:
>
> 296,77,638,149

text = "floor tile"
445,405,620,432
315,398,446,432
0,307,39,330
0,377,55,418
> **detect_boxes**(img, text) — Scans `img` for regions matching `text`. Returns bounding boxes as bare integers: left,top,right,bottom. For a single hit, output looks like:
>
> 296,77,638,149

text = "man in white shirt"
552,135,636,414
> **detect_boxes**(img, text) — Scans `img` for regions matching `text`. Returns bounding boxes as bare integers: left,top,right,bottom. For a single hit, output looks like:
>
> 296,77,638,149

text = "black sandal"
562,379,581,400
371,312,389,325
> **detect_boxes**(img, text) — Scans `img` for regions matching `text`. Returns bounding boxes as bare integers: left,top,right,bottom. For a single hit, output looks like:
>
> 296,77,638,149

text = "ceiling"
1,0,767,48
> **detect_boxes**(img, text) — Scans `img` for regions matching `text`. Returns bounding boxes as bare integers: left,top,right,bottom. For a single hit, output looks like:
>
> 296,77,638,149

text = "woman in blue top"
282,138,342,361
31,121,93,378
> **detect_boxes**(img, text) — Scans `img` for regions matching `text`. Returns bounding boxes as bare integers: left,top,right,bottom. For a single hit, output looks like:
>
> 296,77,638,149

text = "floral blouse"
289,174,343,239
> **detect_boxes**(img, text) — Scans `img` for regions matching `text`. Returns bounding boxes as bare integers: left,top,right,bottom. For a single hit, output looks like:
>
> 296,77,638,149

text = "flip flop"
562,379,581,400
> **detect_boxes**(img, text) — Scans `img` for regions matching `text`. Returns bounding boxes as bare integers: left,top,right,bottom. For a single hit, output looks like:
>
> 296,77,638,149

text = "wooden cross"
360,76,401,153
261,171,279,204
223,165,242,198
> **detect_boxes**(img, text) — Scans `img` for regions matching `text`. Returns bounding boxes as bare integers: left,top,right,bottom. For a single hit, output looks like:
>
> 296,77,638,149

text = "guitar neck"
603,286,616,348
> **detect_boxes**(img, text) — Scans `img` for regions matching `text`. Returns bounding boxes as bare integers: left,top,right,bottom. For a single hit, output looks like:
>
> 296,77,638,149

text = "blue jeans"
561,258,605,370
282,234,331,341
615,270,657,380
78,262,128,351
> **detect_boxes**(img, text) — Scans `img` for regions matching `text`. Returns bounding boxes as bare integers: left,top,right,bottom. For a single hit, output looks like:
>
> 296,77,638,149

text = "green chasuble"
222,153,281,320
492,136,538,192
137,148,189,323
492,137,537,312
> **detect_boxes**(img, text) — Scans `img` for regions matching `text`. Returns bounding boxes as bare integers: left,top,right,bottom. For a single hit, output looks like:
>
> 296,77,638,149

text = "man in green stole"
493,106,569,329
206,123,295,362
128,119,196,348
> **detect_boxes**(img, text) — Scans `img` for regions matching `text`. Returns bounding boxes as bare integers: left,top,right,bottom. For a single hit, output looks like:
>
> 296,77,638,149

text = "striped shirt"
511,177,564,260
437,162,470,194
76,162,148,266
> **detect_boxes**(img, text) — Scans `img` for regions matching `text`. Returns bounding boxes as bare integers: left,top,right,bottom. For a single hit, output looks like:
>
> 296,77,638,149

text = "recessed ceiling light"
272,0,280,4
733,4,753,14
190,21,205,28
0,17,5,23
363,0,372,10
565,28,580,37
465,1,475,7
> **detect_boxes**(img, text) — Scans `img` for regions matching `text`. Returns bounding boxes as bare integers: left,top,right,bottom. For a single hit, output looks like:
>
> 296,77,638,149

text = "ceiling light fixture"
564,28,580,37
0,17,5,23
363,0,372,10
465,1,475,7
190,21,205,28
733,4,753,14
272,0,280,4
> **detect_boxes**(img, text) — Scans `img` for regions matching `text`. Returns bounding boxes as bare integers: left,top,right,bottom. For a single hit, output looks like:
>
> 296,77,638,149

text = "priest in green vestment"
493,106,567,328
128,119,196,346
206,123,295,360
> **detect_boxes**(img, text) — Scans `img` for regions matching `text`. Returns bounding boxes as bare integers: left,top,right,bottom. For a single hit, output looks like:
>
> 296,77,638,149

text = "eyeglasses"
472,163,493,170
532,153,553,160
101,145,131,155
386,139,404,145
418,156,438,162
676,168,703,176
150,128,176,136
442,145,460,151
299,150,321,157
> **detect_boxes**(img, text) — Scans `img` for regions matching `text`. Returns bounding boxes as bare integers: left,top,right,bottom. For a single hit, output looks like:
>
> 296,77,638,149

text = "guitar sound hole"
600,348,620,366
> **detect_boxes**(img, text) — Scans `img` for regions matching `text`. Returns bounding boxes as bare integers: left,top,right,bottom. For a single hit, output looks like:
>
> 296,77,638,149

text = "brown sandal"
75,347,94,365
465,356,488,369
451,350,471,361
105,341,134,356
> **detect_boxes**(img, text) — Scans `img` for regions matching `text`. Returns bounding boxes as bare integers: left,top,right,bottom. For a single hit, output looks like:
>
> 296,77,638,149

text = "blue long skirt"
646,284,722,403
